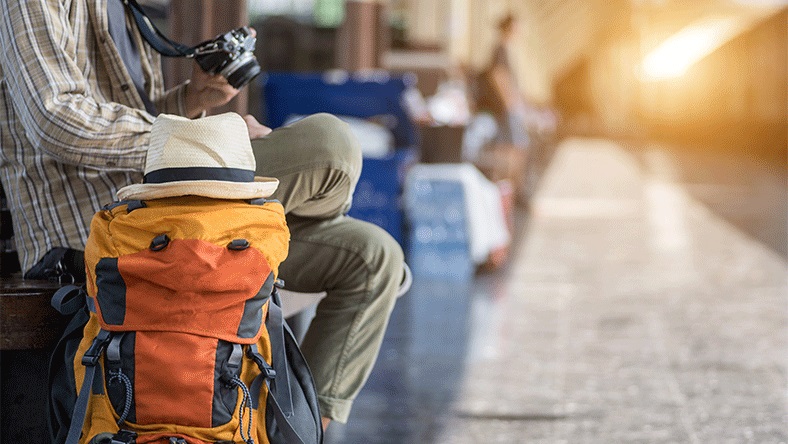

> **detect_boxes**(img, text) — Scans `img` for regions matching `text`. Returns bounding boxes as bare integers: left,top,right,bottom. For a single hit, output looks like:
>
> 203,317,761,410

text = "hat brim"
116,177,279,201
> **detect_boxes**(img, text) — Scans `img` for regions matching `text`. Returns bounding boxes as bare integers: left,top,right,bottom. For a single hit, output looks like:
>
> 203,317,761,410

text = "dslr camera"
192,27,261,89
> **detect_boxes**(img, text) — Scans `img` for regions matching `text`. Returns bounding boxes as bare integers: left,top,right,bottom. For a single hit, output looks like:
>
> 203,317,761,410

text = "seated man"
0,0,403,428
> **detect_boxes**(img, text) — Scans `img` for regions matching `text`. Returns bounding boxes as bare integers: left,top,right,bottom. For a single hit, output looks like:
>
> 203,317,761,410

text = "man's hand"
184,63,240,118
243,114,272,139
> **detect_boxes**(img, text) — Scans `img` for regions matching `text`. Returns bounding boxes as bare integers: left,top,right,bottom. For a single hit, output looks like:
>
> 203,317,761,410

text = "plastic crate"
348,148,417,244
404,179,473,281
260,72,418,148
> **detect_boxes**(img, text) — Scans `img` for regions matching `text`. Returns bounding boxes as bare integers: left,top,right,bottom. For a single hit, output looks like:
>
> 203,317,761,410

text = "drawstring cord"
230,375,255,444
108,369,133,425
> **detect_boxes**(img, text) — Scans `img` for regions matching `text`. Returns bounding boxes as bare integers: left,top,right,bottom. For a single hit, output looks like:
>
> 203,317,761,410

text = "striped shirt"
0,0,189,273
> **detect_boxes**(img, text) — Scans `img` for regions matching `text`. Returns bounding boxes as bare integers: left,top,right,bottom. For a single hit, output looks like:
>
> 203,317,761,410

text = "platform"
325,138,788,443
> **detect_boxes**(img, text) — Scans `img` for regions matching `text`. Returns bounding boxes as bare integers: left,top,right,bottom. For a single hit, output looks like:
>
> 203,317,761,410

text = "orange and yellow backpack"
48,196,322,444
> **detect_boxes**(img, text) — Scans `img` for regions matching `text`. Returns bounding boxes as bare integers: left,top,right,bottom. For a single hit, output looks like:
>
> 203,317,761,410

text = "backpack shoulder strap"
102,200,146,213
65,329,112,444
248,296,315,444
51,285,87,316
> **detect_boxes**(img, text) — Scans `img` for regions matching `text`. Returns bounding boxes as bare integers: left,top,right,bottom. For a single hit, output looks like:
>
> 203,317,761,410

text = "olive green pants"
251,114,404,423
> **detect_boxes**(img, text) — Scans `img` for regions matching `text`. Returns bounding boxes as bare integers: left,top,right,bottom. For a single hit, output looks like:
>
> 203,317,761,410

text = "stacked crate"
404,178,473,281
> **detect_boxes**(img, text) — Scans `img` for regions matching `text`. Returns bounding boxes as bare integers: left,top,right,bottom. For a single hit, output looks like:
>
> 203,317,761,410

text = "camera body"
192,27,261,89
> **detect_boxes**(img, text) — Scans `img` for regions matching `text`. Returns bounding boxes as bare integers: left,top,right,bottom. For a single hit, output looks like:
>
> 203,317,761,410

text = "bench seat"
0,275,64,350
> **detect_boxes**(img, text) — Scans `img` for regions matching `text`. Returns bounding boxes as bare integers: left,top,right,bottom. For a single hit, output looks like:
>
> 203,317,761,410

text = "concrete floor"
325,138,788,444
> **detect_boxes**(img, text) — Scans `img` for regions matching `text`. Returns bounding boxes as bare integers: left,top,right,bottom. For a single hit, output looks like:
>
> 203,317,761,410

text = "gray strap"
86,296,97,314
247,345,308,444
247,344,274,410
227,343,244,377
247,298,311,443
265,379,308,444
65,330,111,444
106,334,124,364
51,285,85,315
267,296,294,417
65,365,95,444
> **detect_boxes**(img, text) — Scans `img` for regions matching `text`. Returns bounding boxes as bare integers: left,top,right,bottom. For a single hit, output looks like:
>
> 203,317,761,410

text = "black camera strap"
123,0,195,58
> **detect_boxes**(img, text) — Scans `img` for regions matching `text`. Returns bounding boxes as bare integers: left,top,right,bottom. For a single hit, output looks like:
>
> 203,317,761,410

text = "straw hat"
116,113,278,201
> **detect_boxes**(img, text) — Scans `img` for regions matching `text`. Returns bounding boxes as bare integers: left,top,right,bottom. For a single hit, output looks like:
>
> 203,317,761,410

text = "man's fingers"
243,114,272,139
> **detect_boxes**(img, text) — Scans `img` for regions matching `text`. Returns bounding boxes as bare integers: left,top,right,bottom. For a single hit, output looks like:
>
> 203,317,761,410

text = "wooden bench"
1,275,65,350
0,275,65,444
1,183,67,351
1,185,66,443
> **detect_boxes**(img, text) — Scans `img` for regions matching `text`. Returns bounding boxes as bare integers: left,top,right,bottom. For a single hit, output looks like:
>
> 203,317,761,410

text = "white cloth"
285,114,393,158
404,163,510,264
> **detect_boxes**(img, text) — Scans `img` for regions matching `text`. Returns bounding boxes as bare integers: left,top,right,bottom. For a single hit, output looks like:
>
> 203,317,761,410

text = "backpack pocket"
104,333,242,429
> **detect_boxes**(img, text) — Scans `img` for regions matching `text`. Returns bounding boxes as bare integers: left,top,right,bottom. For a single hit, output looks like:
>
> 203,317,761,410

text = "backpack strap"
52,284,97,315
267,291,295,417
249,198,282,206
248,296,308,444
264,378,308,444
51,285,87,316
65,329,112,444
102,200,146,213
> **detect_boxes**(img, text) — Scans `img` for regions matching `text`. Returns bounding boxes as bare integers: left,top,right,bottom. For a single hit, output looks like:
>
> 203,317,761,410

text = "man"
0,0,403,429
478,13,529,148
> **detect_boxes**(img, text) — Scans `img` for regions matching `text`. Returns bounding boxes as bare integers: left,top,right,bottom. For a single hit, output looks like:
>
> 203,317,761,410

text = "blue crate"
404,179,473,281
260,72,419,245
260,72,418,148
348,148,417,244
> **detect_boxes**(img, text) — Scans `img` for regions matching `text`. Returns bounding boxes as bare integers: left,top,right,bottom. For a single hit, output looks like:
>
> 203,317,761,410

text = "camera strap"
123,0,195,58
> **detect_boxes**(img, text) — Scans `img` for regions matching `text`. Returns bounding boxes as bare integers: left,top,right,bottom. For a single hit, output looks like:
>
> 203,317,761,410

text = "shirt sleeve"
0,0,153,172
154,82,190,116
138,41,191,117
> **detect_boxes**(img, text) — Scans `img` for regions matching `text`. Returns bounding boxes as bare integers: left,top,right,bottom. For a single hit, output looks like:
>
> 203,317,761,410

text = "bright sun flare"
641,16,749,81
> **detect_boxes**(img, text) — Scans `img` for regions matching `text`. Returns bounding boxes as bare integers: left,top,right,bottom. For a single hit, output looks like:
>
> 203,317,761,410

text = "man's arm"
0,0,152,172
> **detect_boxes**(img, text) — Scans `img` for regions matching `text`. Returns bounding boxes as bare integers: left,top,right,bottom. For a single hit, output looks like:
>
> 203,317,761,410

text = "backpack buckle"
261,362,276,379
82,330,111,366
246,344,276,378
110,430,137,444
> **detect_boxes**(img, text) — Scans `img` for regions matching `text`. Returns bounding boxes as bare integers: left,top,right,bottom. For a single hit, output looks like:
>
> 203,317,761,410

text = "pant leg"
251,113,404,422
280,215,403,423
496,105,529,149
251,113,362,218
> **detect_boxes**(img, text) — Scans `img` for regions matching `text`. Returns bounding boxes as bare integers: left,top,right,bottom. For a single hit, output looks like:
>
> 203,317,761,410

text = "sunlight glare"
641,16,747,81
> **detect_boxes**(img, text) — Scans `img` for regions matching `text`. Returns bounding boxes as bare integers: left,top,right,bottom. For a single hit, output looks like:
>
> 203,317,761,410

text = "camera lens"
221,52,261,89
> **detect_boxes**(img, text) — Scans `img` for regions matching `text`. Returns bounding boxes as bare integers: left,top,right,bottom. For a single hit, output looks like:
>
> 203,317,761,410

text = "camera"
192,27,261,89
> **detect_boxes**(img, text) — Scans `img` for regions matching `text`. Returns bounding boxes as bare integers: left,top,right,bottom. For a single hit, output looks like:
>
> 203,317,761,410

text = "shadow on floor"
630,142,787,258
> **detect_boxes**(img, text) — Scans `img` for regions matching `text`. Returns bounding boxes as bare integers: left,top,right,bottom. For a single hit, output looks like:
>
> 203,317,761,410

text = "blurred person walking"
477,14,530,148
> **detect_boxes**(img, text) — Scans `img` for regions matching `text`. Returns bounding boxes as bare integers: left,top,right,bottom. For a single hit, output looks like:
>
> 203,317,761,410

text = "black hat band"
143,167,255,184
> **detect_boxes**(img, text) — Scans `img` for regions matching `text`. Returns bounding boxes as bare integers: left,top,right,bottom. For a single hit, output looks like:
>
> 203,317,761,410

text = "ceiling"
530,0,786,78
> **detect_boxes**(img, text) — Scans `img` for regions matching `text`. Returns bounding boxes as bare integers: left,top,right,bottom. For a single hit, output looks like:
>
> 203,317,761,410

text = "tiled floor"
324,138,787,444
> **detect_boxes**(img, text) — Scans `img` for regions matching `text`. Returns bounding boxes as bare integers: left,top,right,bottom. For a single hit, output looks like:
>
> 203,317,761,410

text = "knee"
294,113,362,176
365,228,405,300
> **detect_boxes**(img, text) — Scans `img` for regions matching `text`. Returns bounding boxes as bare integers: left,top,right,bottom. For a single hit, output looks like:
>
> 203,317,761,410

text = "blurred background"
1,0,785,443
150,0,786,257
125,0,788,442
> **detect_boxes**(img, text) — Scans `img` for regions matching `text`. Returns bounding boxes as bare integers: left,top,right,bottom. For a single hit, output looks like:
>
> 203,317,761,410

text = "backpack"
48,196,323,444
